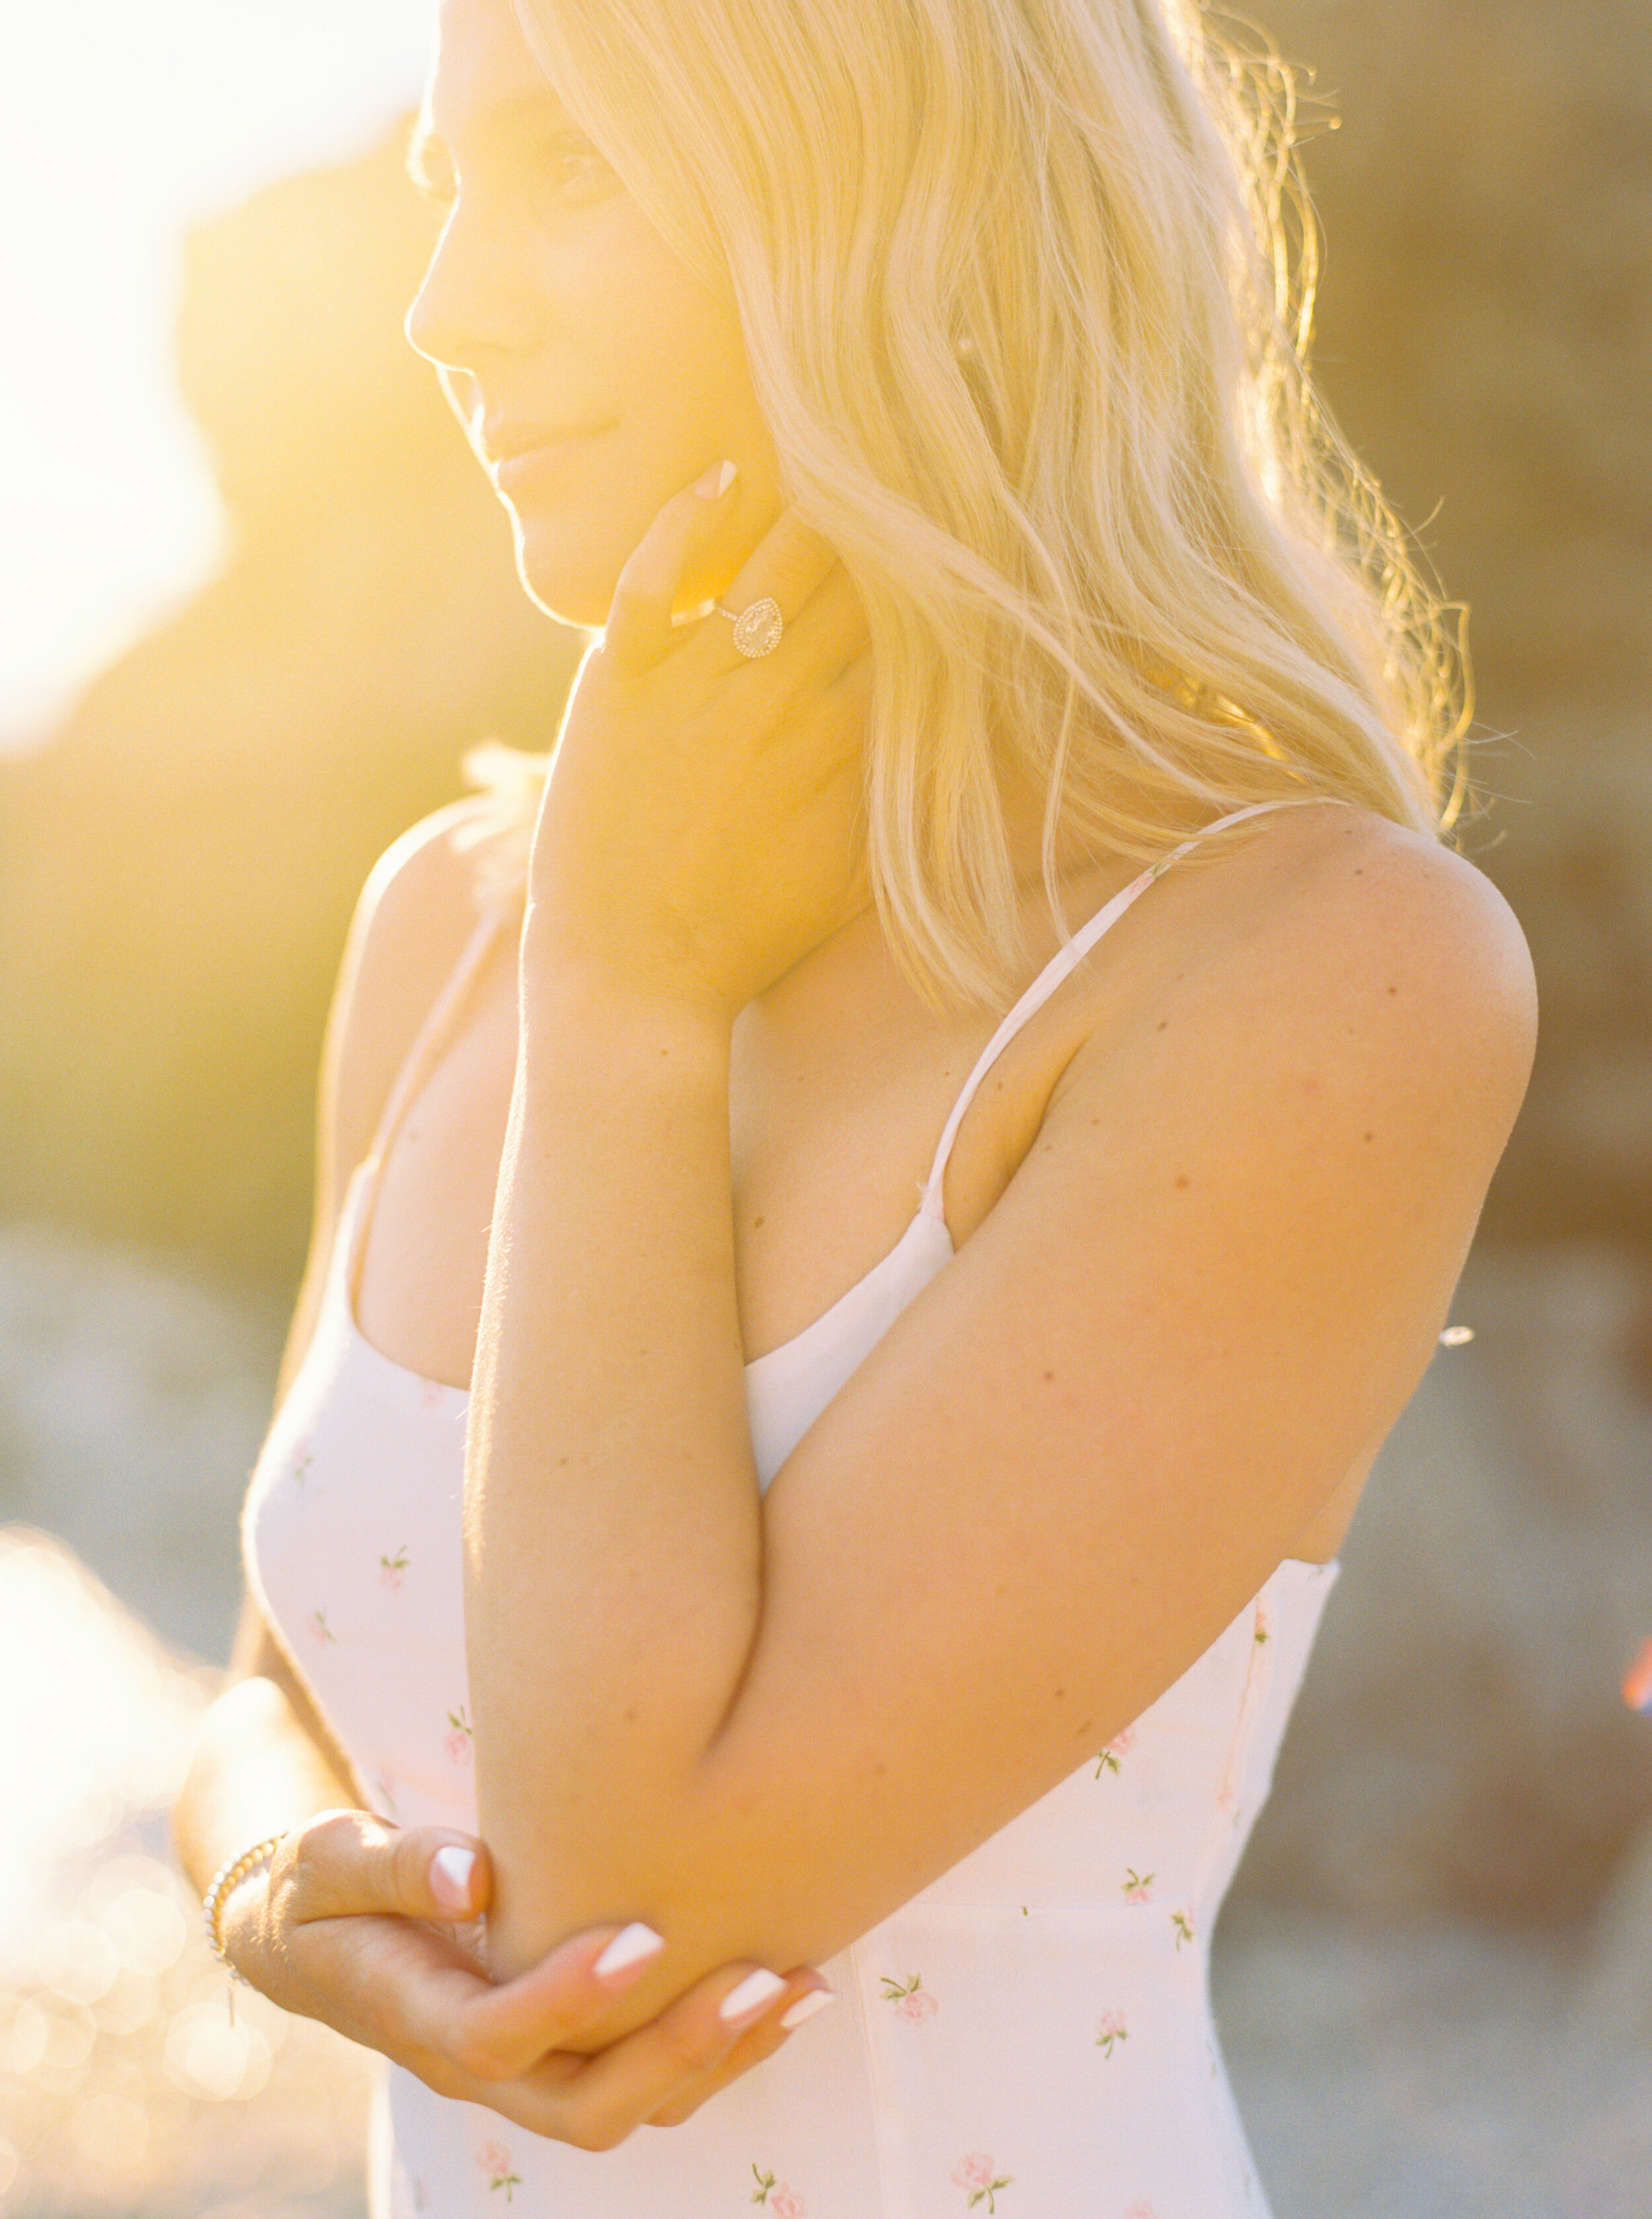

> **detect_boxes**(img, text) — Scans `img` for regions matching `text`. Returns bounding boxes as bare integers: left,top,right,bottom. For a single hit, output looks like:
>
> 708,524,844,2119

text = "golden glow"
0,1532,375,2199
0,1,431,753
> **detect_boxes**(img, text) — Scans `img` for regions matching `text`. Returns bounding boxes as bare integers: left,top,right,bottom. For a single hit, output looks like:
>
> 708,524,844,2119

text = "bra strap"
915,798,1345,1221
343,895,516,1299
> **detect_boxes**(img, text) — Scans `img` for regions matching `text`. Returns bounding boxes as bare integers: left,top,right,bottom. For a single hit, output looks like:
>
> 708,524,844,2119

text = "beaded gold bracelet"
201,1831,287,1984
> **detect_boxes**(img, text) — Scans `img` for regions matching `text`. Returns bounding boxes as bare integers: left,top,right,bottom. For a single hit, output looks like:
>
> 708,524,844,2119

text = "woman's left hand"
525,463,875,1016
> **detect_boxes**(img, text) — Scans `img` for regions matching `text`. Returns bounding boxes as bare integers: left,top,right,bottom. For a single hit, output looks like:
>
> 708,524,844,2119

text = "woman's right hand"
220,1808,831,2148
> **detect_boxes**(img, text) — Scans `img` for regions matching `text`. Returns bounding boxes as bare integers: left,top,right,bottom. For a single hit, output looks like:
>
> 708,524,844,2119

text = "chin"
509,510,620,631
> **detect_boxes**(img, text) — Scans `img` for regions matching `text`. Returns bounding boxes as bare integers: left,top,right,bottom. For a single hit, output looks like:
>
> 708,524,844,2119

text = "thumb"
603,457,740,669
285,1809,492,1924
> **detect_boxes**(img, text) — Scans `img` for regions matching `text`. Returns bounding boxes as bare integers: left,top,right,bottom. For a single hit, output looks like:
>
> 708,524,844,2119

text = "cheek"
576,207,755,435
500,225,769,624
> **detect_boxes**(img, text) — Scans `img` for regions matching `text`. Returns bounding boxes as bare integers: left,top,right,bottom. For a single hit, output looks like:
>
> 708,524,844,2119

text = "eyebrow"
406,87,580,192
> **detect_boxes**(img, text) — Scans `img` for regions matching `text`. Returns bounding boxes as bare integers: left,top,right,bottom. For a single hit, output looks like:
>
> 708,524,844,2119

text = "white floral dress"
244,800,1343,2217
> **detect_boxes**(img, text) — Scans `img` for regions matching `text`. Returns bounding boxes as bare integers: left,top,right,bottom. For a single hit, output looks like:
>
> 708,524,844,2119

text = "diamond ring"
714,596,784,658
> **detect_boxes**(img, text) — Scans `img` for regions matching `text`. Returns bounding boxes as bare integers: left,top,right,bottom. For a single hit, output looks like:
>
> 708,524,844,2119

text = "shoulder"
321,796,506,1205
1054,802,1537,1271
1116,802,1535,1131
1009,805,1537,1503
1243,802,1536,1124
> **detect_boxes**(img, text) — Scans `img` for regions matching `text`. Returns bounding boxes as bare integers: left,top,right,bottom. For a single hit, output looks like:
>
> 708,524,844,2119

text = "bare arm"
456,494,1539,2045
170,798,832,2146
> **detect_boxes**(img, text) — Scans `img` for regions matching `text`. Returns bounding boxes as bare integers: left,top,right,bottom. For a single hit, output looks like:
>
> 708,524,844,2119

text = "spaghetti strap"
916,796,1345,1220
344,896,515,1300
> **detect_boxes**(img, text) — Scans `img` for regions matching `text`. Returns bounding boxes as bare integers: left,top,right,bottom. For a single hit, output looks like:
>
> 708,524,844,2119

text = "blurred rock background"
1,1,1649,2211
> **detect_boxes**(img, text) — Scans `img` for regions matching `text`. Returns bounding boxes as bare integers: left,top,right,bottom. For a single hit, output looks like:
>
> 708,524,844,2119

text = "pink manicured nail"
430,1846,476,1912
778,1987,837,2031
693,458,738,500
719,1967,788,2023
593,1922,666,1980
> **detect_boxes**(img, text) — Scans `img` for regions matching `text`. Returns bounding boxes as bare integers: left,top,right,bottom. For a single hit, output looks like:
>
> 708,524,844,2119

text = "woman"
174,0,1536,2209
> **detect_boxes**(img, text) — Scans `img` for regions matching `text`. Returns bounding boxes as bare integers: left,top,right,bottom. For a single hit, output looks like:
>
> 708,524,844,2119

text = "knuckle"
390,1826,433,1907
566,2107,629,2155
664,2015,723,2077
286,1815,329,1875
644,2096,698,2128
291,1808,388,1914
282,1824,331,1910
451,2029,511,2084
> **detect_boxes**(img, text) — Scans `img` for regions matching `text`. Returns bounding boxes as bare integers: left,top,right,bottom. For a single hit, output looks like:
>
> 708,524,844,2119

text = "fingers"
605,463,846,675
644,1975,837,2128
438,1920,669,2082
272,1813,846,2154
276,1897,669,2095
605,459,745,667
272,1855,839,2152
709,514,851,669
767,564,873,696
281,1809,492,1926
498,1963,834,2152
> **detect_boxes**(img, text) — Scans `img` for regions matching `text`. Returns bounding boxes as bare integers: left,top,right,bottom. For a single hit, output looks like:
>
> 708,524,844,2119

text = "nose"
404,200,543,376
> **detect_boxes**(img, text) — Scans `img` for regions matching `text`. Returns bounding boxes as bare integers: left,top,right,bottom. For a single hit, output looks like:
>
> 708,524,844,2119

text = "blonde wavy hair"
457,0,1474,1009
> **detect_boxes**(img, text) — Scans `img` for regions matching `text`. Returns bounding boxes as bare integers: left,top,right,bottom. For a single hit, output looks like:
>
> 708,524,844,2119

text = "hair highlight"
460,0,1475,1007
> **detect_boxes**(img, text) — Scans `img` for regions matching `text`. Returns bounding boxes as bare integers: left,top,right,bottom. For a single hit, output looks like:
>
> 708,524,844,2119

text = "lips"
481,420,611,481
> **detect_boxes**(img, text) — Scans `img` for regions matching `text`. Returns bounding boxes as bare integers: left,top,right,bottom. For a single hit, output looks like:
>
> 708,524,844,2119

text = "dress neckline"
336,798,1348,1540
328,1162,1332,1579
336,1154,954,1399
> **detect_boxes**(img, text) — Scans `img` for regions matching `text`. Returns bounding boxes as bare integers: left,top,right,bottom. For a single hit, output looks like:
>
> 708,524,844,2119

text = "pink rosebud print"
1254,1607,1270,1645
1094,1726,1135,1777
420,1378,446,1410
751,2163,805,2210
379,1546,409,1591
308,1606,336,1645
291,1439,313,1485
1095,2010,1129,2057
1125,2202,1158,2218
951,2153,1013,2212
1121,1866,1154,1904
1171,1908,1195,1951
881,1973,938,2020
445,1705,474,1765
478,2142,522,2200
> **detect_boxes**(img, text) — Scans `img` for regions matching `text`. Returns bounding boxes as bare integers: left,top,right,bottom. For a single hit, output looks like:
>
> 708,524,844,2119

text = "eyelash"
548,146,613,198
410,141,613,211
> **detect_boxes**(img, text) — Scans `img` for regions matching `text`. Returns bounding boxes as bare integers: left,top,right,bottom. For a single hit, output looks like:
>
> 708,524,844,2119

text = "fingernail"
430,1845,476,1912
778,1986,837,2031
718,1967,788,2023
593,1921,666,1980
693,457,737,500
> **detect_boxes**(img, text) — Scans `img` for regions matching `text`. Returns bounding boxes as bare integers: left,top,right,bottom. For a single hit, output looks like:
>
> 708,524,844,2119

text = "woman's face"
405,0,781,628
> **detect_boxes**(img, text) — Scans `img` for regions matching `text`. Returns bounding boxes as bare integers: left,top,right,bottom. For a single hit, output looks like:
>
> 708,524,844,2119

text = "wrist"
202,1830,286,1984
517,942,737,1072
520,901,742,1035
